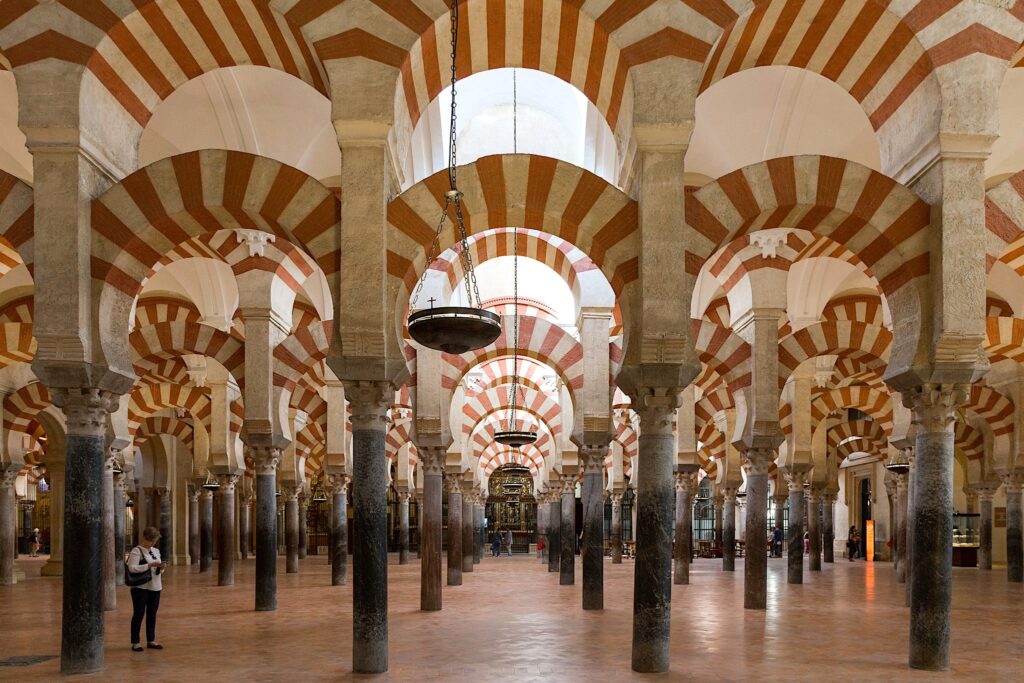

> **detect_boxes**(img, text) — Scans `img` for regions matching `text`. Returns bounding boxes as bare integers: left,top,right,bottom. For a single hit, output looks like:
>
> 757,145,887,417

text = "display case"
952,512,980,567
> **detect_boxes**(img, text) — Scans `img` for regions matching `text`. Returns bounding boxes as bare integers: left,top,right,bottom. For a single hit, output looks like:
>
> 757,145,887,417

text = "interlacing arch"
128,383,211,437
821,294,885,327
777,320,891,389
955,420,985,460
135,415,194,449
691,319,752,390
130,320,246,388
963,384,1014,439
809,385,893,436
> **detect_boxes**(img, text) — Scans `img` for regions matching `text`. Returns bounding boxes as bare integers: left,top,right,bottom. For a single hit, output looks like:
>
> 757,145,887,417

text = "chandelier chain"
507,227,520,432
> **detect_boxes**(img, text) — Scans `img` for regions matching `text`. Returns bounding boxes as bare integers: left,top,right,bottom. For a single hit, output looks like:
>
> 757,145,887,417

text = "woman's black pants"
130,587,161,644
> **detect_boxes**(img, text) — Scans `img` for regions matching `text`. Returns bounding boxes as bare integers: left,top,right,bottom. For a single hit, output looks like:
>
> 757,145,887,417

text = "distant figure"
491,530,501,557
847,526,858,561
504,529,513,556
772,526,783,558
803,531,810,555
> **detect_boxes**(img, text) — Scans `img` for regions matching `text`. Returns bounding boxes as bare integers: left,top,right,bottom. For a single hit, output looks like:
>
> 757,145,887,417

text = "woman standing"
126,526,167,652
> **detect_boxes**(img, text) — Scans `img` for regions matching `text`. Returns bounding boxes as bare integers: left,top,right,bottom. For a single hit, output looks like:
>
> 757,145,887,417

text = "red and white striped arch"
778,320,891,389
128,383,211,438
810,385,893,437
0,295,33,324
130,320,246,387
472,356,550,395
135,415,194,449
0,171,33,273
955,420,985,460
0,323,35,370
985,170,1024,274
462,385,561,438
984,316,1024,363
964,384,1014,439
4,381,50,436
479,443,544,477
692,319,752,390
827,419,886,452
821,294,885,327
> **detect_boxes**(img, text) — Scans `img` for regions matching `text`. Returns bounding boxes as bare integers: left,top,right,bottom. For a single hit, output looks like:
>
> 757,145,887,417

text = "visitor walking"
27,527,41,557
772,525,783,558
504,528,513,556
847,526,858,561
126,526,167,652
491,530,501,557
803,531,810,555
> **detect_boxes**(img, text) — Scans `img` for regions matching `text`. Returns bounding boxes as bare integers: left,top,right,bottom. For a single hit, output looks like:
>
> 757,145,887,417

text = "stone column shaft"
200,490,214,573
0,471,16,586
744,457,771,610
978,493,993,571
548,499,561,573
113,476,126,585
582,447,606,609
253,448,281,612
285,489,299,574
611,494,623,565
723,491,737,572
446,480,462,586
461,494,474,573
217,475,239,585
398,492,410,565
1005,481,1023,583
673,474,694,584
823,496,835,563
896,473,909,582
298,497,307,560
786,474,806,584
101,457,116,611
560,480,575,586
239,496,252,560
330,477,349,586
473,503,484,564
420,458,442,609
188,490,200,567
809,494,821,572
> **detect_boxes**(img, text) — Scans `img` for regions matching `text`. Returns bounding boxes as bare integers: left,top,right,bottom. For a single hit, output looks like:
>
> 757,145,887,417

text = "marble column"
473,500,484,564
41,458,65,577
419,448,443,610
398,491,411,565
200,488,214,573
55,388,119,675
679,472,699,583
713,493,724,548
188,488,200,567
908,386,962,671
722,488,737,572
285,486,300,574
610,492,623,565
415,493,423,560
537,496,548,562
630,394,677,673
581,446,606,609
1004,476,1023,583
744,455,772,610
217,474,239,585
978,490,994,571
823,493,835,564
113,474,126,585
896,472,909,581
21,501,33,552
446,477,462,586
0,468,17,585
786,472,806,584
773,493,787,552
155,486,172,560
461,490,474,573
239,492,252,561
252,445,282,612
101,455,116,611
560,476,575,586
298,494,308,560
809,491,822,572
329,474,350,586
548,497,560,573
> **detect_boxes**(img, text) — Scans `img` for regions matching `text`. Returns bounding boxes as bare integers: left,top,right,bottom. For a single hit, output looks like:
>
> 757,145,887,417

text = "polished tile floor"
1,553,1021,682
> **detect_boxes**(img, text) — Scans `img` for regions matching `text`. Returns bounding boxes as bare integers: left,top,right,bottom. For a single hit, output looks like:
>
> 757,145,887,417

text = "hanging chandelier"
311,475,327,503
201,469,220,490
406,0,501,355
884,448,910,474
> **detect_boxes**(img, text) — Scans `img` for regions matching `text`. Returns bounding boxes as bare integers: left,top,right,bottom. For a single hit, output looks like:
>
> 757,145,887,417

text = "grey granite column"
416,493,423,560
298,494,308,560
723,488,737,572
896,472,909,581
560,477,575,586
474,501,484,564
905,450,916,606
548,499,561,573
537,497,548,562
744,455,771,610
773,493,787,554
113,474,126,585
581,447,606,609
239,492,252,560
200,488,214,573
823,493,835,563
252,445,281,612
217,474,239,585
188,488,200,567
611,492,623,565
347,381,391,674
1005,477,1023,583
398,491,411,565
156,486,172,560
978,490,994,570
809,491,821,572
461,491,474,573
285,486,299,574
673,471,695,584
908,387,960,671
101,455,116,611
419,448,443,610
329,474,349,586
0,469,16,585
713,493,724,548
21,501,33,554
786,472,806,584
56,388,119,675
446,477,462,586
630,396,676,673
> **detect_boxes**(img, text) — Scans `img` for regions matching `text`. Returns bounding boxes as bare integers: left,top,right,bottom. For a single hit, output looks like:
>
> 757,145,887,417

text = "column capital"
559,473,578,492
397,490,412,503
904,383,968,434
50,387,120,437
282,484,301,501
674,470,698,495
217,473,241,493
326,473,351,494
1000,472,1024,492
627,386,681,436
579,444,607,473
610,491,624,507
785,470,808,492
343,380,392,432
1,466,19,488
112,470,127,492
418,446,446,475
444,475,463,496
249,444,282,475
188,487,201,503
743,447,775,475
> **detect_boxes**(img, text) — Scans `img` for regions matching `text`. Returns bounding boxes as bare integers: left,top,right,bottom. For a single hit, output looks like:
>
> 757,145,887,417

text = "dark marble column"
744,455,771,610
200,488,214,573
416,493,423,560
908,387,960,671
713,493,724,548
896,471,909,581
446,477,462,586
537,497,548,562
809,491,822,572
786,472,806,584
398,491,411,565
581,447,605,609
461,491,474,573
560,477,575,586
285,486,300,574
823,493,835,563
905,451,916,606
347,382,391,674
21,501,33,553
56,388,119,675
773,493,787,554
0,469,16,586
155,486,172,560
239,493,252,560
610,492,623,565
419,448,443,610
252,445,281,612
188,488,200,567
329,474,350,586
101,455,116,611
113,475,126,585
1005,477,1023,583
630,396,677,673
217,474,239,585
548,498,560,573
473,501,484,564
978,490,994,570
298,494,308,560
673,471,695,584
723,488,737,572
